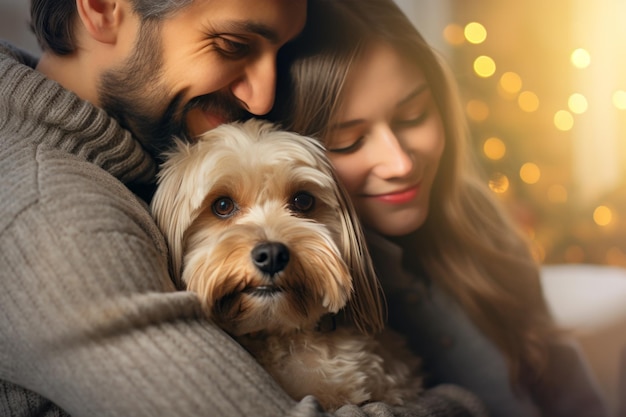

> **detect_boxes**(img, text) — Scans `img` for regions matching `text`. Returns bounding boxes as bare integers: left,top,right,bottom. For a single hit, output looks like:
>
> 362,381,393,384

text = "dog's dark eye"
291,192,315,213
212,197,238,218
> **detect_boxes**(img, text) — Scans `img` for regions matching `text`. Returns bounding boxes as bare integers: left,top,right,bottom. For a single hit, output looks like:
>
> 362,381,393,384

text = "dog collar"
315,314,337,333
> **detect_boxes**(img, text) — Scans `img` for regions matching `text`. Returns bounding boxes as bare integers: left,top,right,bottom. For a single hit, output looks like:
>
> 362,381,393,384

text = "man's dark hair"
30,0,193,55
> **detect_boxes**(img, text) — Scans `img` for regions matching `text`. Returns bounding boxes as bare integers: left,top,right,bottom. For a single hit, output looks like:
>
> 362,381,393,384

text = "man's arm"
0,147,305,417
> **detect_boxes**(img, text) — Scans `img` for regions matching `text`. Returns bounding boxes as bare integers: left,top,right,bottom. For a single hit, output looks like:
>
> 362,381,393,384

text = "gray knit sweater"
0,42,487,417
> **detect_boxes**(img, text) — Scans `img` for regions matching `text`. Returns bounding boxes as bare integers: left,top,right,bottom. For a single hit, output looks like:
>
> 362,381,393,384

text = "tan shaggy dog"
151,119,422,410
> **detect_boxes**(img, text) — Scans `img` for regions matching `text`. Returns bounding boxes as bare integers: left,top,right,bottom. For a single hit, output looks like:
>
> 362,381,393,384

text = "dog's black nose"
251,242,290,275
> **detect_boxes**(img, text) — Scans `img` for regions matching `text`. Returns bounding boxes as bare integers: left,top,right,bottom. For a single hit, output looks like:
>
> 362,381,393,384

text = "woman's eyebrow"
331,84,429,131
397,83,429,107
331,119,366,131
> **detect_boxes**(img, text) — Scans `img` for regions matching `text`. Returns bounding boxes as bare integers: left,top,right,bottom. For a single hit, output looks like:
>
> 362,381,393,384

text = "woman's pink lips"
371,185,420,204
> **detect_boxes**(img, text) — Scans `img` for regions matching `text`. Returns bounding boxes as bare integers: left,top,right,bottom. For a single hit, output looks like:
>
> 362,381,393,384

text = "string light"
547,184,568,203
473,55,496,78
568,93,588,114
570,48,591,69
466,99,490,121
520,162,541,184
464,22,487,44
554,110,574,131
498,72,523,99
613,90,626,110
517,91,539,112
483,137,506,160
488,173,509,193
593,205,613,227
443,23,465,46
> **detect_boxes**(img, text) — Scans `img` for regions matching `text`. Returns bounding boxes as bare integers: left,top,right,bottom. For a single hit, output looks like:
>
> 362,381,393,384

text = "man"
0,1,486,416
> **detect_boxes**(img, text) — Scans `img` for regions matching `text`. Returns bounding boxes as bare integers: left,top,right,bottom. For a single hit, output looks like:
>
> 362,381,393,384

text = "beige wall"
0,0,39,54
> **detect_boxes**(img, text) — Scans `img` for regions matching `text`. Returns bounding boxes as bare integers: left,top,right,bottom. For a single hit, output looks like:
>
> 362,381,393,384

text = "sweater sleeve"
0,145,490,417
0,145,306,417
530,340,610,417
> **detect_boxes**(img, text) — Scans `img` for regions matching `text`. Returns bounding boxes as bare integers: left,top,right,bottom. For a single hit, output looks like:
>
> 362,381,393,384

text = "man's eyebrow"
219,20,280,44
331,83,430,131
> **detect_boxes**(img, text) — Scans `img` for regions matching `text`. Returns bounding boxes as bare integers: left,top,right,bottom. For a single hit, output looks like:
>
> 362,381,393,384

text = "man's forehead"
190,0,307,42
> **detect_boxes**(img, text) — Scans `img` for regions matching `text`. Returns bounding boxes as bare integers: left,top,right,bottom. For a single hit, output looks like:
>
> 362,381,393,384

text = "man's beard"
97,21,245,160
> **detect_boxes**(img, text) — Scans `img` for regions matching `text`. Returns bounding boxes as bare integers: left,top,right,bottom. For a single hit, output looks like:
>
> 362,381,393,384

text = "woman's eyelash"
393,110,429,127
328,108,430,154
328,136,365,154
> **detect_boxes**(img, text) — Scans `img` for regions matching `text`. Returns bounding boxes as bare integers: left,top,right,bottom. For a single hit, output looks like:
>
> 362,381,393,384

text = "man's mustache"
184,92,247,124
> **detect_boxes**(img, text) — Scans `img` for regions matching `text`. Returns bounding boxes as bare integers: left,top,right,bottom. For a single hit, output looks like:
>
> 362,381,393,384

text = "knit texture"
0,41,487,417
0,41,299,417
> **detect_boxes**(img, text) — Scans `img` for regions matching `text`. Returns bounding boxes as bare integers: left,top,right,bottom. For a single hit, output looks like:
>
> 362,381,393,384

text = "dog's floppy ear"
151,139,201,287
301,134,386,334
330,169,386,335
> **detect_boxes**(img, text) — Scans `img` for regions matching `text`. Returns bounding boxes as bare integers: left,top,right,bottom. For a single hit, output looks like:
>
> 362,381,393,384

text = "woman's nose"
230,55,276,116
371,125,413,179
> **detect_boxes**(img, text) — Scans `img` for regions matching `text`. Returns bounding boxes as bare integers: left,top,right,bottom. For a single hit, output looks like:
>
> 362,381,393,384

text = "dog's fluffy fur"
151,119,422,410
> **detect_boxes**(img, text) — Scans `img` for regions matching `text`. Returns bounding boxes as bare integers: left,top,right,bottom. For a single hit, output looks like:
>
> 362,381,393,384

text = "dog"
151,119,422,410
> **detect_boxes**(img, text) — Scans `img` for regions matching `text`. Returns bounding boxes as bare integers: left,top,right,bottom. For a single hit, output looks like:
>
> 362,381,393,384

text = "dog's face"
152,120,383,336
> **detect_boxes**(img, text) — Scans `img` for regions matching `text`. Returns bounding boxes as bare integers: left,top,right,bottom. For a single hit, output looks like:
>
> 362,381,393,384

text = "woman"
268,0,609,415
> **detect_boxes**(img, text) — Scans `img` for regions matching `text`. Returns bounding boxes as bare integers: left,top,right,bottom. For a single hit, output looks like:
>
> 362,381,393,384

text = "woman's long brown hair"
269,0,560,389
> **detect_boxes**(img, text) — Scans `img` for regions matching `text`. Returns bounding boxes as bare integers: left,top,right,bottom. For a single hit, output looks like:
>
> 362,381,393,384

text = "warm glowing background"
397,0,626,268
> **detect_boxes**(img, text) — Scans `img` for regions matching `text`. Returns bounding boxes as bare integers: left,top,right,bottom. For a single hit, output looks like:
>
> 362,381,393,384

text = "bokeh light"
488,173,510,193
554,110,574,131
571,48,591,69
613,90,626,110
466,99,490,121
517,91,539,112
568,93,588,114
443,23,465,46
483,137,506,160
464,22,487,44
593,205,613,226
606,247,626,266
498,71,523,98
564,245,586,263
520,162,541,184
547,184,568,203
473,55,496,78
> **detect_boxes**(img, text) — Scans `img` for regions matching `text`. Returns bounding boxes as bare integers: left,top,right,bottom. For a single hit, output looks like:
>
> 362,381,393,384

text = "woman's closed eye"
392,87,435,129
392,110,429,128
328,136,365,154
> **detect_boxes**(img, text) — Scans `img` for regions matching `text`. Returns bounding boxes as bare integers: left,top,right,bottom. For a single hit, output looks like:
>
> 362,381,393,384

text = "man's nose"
372,125,414,178
230,55,276,116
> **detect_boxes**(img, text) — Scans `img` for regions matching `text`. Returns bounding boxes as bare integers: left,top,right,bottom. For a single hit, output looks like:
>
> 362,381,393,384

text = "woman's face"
326,43,445,237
